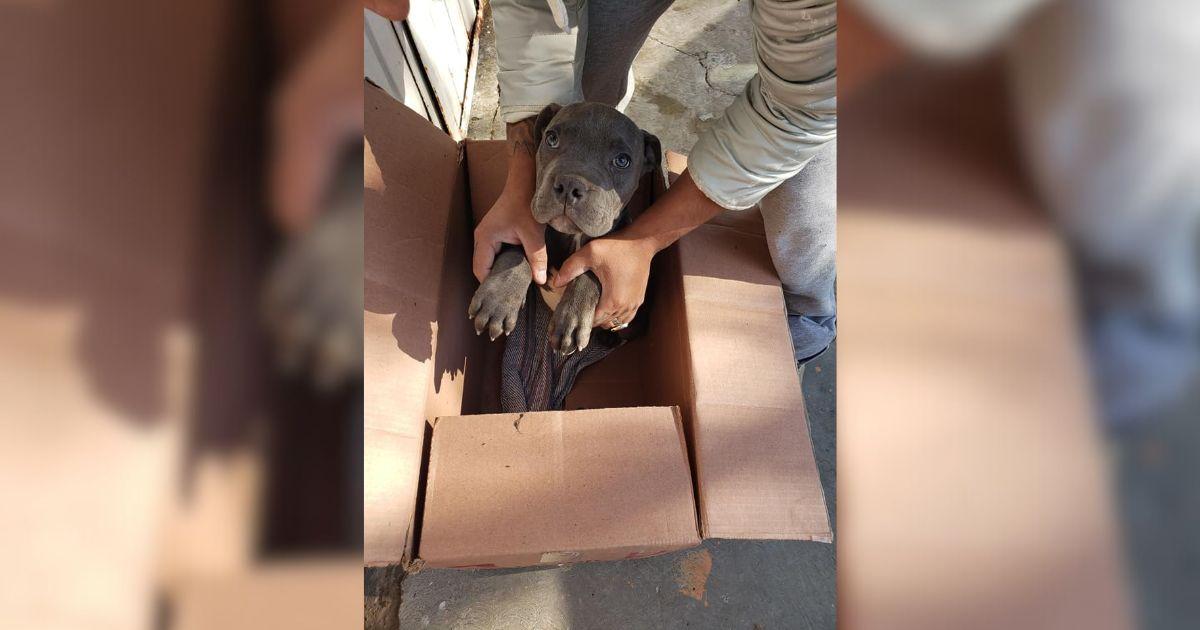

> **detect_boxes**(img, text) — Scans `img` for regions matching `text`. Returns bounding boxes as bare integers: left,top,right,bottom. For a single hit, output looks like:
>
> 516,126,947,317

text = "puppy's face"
530,103,662,237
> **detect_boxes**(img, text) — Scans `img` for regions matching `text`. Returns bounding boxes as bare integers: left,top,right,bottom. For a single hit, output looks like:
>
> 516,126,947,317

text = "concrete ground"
381,3,836,629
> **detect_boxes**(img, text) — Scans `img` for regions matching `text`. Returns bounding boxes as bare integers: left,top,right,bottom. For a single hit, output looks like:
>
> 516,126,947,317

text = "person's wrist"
632,234,658,261
618,217,671,256
609,230,659,261
499,130,537,214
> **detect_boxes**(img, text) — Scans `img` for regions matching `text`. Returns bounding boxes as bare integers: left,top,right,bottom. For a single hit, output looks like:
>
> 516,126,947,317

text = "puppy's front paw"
549,301,594,355
468,281,525,341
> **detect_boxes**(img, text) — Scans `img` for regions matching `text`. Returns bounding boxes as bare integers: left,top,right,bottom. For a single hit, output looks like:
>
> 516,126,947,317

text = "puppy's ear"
532,103,563,143
641,131,663,174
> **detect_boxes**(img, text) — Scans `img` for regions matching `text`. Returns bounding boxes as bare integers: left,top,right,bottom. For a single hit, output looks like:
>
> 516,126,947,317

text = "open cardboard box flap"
364,81,829,569
420,407,701,569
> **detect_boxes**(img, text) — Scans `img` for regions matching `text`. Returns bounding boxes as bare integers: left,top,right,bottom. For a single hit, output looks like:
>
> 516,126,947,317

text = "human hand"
270,3,363,233
473,118,548,284
472,186,548,285
552,236,656,329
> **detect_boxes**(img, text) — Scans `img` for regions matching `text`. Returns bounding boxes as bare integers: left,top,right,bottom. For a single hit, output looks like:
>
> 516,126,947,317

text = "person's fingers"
592,309,613,329
520,227,549,285
472,235,501,282
553,249,592,289
593,295,620,327
595,302,639,329
271,112,333,233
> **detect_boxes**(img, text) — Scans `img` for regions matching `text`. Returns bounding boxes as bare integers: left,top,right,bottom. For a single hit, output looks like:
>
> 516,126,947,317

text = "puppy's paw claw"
470,282,525,342
550,307,592,357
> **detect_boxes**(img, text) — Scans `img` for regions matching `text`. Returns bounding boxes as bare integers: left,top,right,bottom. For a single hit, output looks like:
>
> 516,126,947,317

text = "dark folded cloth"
500,284,623,412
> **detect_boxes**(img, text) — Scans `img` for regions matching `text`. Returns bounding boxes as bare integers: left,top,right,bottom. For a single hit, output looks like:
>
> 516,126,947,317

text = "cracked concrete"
645,34,748,99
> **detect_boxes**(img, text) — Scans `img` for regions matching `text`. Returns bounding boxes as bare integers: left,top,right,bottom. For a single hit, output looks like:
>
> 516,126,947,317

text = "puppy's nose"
552,175,587,206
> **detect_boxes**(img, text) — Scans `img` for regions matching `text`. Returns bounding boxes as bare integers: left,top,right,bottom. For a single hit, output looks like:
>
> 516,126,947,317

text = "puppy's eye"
613,153,632,169
545,130,559,148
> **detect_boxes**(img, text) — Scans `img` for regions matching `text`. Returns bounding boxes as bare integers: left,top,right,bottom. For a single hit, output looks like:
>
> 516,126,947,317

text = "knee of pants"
759,141,837,313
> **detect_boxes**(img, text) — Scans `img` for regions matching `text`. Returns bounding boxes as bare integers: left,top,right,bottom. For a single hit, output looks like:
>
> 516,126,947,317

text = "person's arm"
472,0,582,284
471,118,549,284
554,0,838,328
685,0,837,212
269,2,365,232
551,171,724,328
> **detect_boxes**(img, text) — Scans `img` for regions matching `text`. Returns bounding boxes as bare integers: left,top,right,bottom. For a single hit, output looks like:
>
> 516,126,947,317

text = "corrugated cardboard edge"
670,405,705,541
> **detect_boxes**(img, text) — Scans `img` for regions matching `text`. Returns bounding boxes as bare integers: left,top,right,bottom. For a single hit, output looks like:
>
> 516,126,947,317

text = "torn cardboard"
364,81,830,569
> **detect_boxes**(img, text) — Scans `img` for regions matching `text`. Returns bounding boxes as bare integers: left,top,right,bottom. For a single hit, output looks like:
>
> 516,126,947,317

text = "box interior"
455,139,692,417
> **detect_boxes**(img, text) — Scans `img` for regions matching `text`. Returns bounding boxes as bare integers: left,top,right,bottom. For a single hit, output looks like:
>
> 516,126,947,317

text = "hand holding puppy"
472,119,550,285
553,235,655,329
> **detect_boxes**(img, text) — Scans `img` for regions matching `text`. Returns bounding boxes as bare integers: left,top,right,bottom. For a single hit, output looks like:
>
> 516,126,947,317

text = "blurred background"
0,0,1196,629
840,1,1198,629
0,0,365,628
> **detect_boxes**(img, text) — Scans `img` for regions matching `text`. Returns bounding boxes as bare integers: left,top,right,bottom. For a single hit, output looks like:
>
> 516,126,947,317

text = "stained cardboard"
364,80,831,569
419,407,700,568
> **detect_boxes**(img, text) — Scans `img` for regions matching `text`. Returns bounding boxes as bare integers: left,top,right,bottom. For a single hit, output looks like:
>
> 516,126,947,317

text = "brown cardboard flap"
678,256,831,541
668,155,832,542
419,407,701,568
364,82,470,566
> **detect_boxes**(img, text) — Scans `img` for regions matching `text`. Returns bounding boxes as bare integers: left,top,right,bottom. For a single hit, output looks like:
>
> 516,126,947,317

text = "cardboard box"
364,81,830,569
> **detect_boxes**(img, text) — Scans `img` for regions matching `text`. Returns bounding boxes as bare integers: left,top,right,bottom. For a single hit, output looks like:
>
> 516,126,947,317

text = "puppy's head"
530,102,662,237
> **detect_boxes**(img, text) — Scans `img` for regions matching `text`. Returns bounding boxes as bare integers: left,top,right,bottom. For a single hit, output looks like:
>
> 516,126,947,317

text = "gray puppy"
469,102,662,355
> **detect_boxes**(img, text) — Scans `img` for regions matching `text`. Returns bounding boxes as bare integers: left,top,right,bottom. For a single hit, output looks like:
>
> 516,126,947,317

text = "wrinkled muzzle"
532,169,624,237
